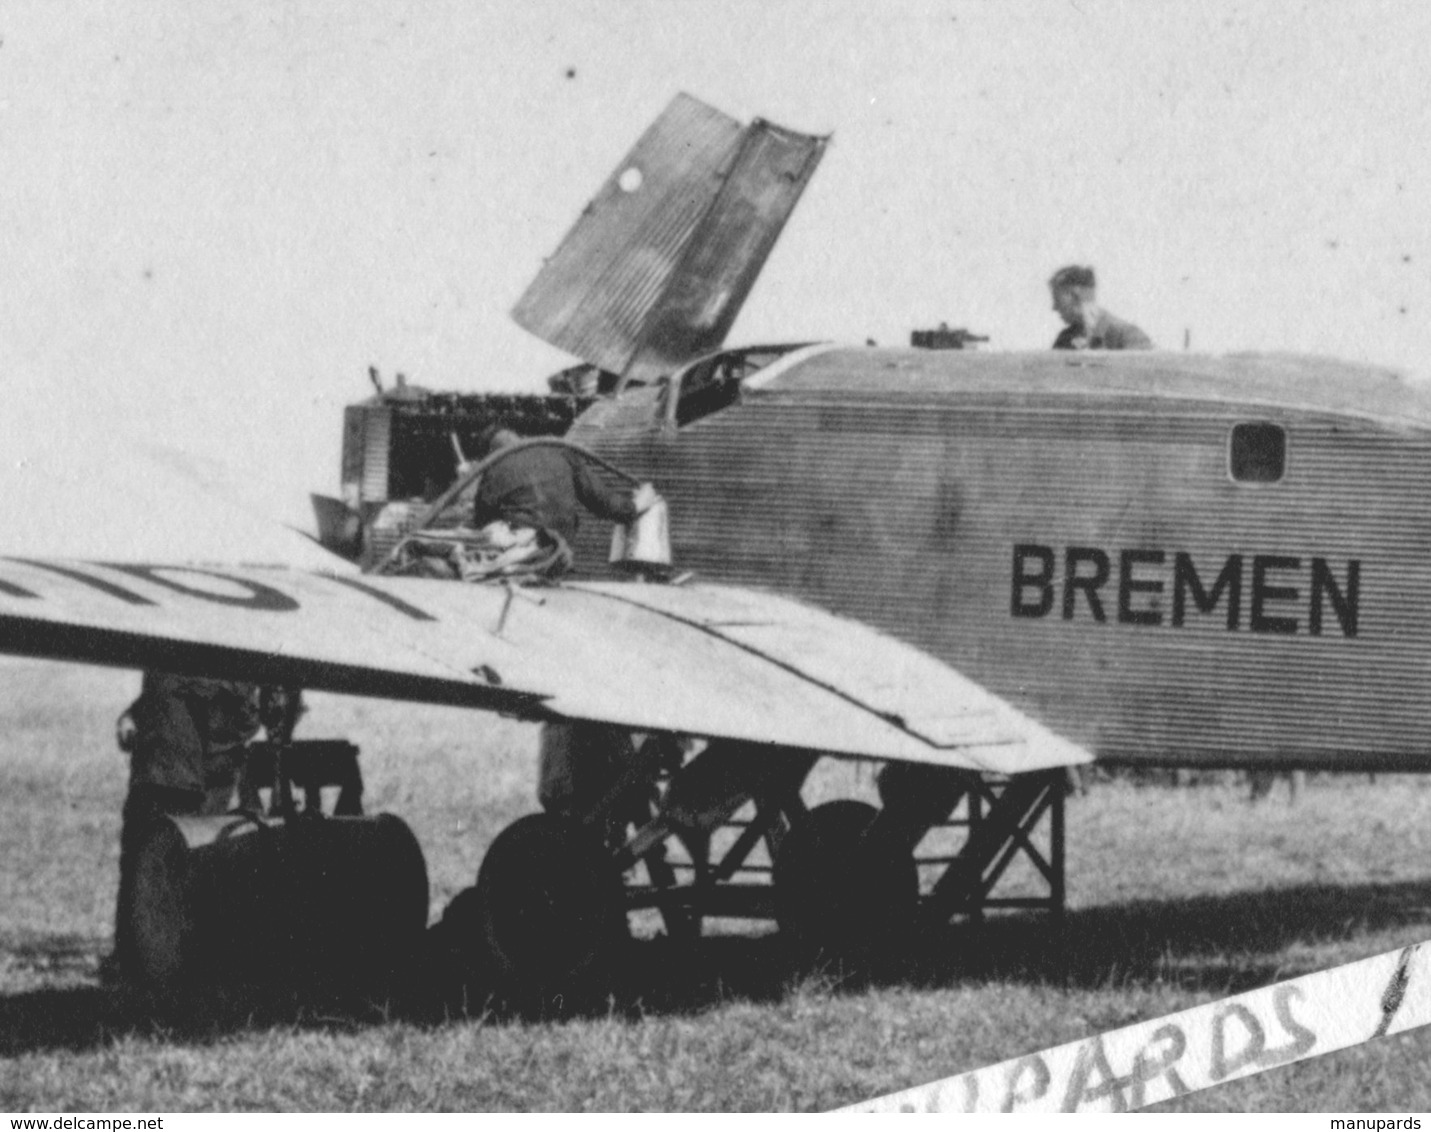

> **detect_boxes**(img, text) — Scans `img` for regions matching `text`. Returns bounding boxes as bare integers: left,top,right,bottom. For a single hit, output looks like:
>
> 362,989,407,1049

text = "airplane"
1,93,1419,1008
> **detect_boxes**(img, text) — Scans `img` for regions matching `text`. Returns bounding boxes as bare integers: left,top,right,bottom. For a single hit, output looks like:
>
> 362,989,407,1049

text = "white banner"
841,940,1431,1112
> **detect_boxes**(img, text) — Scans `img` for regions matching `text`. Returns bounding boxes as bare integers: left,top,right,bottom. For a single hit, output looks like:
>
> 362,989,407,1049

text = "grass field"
2,656,1431,1112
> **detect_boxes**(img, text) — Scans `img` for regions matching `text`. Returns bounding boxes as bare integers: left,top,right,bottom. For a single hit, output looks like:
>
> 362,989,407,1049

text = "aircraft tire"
474,812,626,1011
773,799,918,961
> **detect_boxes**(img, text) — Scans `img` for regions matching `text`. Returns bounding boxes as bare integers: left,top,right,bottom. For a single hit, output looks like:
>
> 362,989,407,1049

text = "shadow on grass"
606,874,1431,1015
912,876,1431,993
0,970,408,1059
3,875,1430,1054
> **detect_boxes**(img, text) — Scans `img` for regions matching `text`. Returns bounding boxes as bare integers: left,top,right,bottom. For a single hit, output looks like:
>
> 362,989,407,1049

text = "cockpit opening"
668,344,815,427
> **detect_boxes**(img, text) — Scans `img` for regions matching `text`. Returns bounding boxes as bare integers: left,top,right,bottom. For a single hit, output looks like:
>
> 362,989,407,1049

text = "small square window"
1230,422,1286,483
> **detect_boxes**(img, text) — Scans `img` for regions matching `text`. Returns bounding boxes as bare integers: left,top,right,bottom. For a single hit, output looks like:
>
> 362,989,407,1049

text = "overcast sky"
3,0,1430,528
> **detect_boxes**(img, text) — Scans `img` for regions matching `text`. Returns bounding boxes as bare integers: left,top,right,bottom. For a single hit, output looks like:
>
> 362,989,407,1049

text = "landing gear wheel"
475,813,627,1011
774,800,918,962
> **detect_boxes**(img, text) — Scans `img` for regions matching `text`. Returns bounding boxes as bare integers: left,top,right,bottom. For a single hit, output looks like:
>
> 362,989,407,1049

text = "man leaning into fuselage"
464,427,663,822
462,426,658,581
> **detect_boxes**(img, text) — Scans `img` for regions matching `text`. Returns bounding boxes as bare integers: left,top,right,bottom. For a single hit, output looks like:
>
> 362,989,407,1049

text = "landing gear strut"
454,735,1069,1001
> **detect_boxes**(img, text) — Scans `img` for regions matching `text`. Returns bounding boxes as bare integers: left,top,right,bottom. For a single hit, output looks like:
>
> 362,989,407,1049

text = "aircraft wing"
0,562,1088,774
2,422,353,572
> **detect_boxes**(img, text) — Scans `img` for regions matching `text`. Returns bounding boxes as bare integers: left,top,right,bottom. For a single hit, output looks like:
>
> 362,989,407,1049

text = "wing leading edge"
0,560,1088,775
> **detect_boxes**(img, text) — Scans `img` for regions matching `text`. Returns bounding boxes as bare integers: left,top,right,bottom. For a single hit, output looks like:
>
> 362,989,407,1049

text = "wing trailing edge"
0,560,1088,775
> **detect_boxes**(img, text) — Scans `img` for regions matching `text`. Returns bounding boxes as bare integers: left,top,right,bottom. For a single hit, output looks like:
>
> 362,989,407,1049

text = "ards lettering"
1011,544,1360,637
890,981,1318,1112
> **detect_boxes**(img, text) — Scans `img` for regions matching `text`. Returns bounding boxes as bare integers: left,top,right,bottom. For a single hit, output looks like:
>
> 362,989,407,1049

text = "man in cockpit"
1048,264,1153,351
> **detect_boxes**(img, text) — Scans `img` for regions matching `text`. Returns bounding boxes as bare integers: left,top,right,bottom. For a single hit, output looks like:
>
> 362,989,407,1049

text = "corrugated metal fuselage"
568,347,1431,771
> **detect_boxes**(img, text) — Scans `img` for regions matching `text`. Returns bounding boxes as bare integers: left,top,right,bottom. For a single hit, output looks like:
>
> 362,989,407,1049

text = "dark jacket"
1053,309,1153,350
126,673,261,793
472,445,638,548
